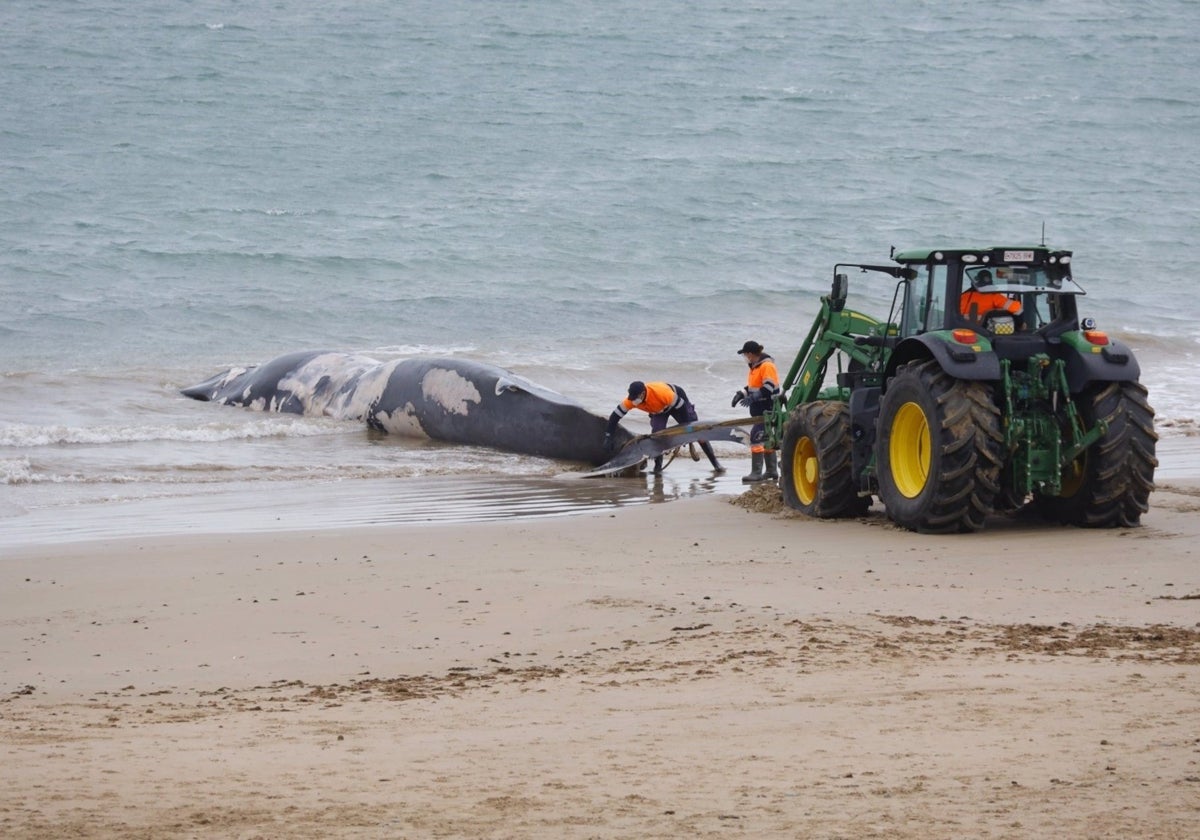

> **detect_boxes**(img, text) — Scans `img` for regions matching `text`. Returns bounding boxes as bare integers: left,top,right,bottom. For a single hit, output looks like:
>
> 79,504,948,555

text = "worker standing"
732,340,781,483
605,381,724,474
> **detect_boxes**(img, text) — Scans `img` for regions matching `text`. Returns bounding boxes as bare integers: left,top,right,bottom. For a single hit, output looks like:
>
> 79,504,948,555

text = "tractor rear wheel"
781,400,870,518
877,359,1004,533
1034,381,1157,527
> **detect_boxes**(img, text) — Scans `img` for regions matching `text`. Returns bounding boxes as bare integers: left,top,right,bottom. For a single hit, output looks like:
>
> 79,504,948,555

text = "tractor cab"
890,246,1086,340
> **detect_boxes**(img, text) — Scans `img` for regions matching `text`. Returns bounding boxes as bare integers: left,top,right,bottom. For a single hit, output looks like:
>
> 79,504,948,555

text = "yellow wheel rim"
890,401,931,498
1059,454,1087,498
793,436,819,505
1059,417,1088,498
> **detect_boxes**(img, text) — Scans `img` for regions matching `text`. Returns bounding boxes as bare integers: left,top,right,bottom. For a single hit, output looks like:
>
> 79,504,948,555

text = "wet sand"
2,471,1200,838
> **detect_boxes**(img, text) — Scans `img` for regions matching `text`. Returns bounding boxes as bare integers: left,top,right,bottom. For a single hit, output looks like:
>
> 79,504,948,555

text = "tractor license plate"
1004,250,1035,262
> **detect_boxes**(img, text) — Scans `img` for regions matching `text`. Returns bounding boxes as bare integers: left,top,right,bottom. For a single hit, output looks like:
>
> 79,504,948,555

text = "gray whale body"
181,352,630,466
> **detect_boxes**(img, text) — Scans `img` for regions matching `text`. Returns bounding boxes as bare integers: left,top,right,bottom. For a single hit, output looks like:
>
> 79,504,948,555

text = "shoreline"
3,478,1199,837
5,431,1200,552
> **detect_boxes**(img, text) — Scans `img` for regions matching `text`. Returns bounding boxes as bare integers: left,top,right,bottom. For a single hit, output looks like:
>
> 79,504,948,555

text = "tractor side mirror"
829,273,848,312
831,273,848,306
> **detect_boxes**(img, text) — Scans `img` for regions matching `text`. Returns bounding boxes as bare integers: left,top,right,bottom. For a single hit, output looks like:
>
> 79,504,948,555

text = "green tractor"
768,245,1157,533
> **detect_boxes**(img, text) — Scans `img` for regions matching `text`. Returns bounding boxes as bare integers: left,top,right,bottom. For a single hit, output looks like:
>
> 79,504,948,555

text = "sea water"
3,0,1198,546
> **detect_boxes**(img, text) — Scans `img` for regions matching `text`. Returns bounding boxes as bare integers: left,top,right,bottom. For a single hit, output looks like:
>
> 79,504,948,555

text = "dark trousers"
747,398,772,452
649,386,720,470
649,385,699,433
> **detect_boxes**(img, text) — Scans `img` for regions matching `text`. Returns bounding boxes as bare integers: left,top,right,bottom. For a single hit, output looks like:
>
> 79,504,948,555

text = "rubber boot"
652,455,664,474
742,451,765,484
763,451,779,481
702,441,725,473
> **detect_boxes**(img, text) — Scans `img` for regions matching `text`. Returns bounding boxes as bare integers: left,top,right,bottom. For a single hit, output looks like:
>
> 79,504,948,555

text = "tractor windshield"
962,264,1085,332
964,264,1085,296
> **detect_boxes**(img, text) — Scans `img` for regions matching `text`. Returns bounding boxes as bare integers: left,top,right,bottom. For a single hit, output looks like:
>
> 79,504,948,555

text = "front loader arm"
767,296,890,447
780,308,887,405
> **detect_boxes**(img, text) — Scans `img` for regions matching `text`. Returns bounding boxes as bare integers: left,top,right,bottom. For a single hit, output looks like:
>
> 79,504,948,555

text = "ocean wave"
1111,328,1200,353
0,454,565,487
1157,418,1200,437
0,458,38,485
1,460,355,487
0,417,348,448
369,343,478,357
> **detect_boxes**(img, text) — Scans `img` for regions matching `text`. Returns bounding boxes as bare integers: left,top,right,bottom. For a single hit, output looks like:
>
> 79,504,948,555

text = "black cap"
627,381,646,400
737,340,763,355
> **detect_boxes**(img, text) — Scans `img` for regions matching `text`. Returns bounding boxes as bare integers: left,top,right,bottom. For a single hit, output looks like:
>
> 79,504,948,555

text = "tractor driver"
960,268,1022,323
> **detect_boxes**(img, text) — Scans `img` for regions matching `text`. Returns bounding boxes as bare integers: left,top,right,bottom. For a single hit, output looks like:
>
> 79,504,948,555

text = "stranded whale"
181,352,631,466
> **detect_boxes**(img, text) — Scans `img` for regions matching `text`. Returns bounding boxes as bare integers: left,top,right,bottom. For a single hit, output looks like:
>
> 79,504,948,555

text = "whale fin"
494,376,523,395
582,418,754,477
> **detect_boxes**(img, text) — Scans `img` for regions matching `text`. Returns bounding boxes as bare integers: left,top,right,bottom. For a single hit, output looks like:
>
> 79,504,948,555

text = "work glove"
603,433,615,453
731,389,747,408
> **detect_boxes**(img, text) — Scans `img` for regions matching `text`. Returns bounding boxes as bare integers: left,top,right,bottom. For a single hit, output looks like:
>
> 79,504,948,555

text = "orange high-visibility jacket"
617,381,681,417
746,356,780,396
960,290,1021,318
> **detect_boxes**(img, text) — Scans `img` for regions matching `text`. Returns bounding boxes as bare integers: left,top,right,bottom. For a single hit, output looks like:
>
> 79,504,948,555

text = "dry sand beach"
3,475,1200,839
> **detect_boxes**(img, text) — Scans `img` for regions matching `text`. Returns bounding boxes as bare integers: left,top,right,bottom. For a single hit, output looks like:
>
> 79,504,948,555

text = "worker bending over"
605,381,724,474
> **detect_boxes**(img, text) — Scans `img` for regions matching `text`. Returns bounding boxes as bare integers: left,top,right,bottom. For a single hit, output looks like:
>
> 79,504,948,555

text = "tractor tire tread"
878,359,1004,533
781,400,870,518
1037,381,1157,527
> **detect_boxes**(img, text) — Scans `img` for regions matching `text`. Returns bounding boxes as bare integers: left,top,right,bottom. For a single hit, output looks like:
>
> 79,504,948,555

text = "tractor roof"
892,245,1067,263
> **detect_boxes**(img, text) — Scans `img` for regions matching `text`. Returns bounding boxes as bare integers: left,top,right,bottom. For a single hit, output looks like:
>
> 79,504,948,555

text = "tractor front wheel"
877,360,1004,533
1034,381,1157,527
780,401,869,518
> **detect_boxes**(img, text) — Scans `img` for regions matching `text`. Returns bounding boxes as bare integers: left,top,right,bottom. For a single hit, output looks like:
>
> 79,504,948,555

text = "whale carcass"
181,352,629,465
